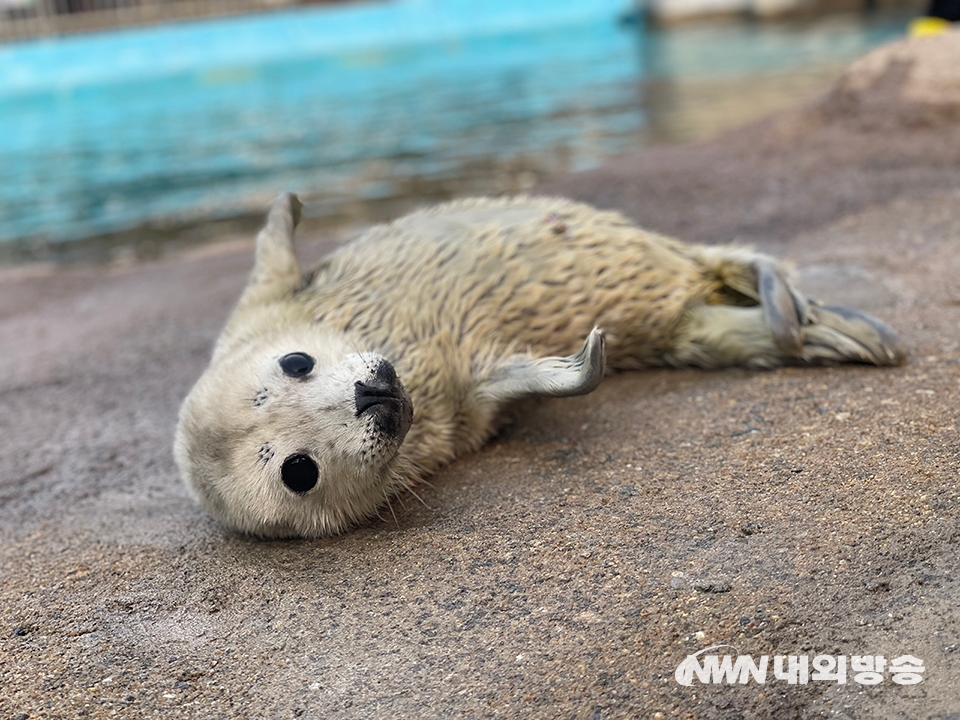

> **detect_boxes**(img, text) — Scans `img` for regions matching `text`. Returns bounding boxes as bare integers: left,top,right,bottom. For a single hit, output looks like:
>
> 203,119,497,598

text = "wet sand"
1,34,959,718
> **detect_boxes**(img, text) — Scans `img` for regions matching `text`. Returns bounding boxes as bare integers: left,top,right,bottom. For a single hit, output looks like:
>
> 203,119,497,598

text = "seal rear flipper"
675,245,906,368
799,304,906,366
669,303,905,369
754,258,809,358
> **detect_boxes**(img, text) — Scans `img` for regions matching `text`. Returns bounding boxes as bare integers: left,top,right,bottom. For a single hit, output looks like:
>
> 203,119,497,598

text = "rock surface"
2,34,959,719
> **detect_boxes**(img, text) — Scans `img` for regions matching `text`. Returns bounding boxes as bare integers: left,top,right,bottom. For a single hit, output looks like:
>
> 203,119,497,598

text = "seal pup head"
174,194,413,537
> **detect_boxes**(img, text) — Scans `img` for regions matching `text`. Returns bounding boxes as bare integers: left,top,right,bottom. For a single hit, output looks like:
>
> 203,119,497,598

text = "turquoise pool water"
0,0,911,248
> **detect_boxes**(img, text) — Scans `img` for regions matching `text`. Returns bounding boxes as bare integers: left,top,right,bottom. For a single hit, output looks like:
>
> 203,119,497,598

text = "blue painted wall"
0,1,909,245
0,0,639,243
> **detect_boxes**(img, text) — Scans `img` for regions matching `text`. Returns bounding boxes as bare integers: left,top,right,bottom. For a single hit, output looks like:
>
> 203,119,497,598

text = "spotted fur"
175,194,904,537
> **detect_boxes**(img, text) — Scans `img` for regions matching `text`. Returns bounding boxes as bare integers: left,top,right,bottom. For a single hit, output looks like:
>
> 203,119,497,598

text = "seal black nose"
354,359,412,439
354,378,403,416
355,361,403,415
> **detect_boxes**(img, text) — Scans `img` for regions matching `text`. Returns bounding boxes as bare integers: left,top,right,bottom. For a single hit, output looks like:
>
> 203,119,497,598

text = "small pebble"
695,579,732,594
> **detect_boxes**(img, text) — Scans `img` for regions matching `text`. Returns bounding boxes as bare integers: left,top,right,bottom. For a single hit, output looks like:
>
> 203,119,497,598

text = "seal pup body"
175,193,904,537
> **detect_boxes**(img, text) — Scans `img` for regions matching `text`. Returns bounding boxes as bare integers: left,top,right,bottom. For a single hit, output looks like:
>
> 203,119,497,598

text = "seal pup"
175,193,904,537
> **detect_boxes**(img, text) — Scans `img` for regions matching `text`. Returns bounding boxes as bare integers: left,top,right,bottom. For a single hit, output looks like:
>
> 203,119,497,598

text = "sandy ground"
1,35,959,719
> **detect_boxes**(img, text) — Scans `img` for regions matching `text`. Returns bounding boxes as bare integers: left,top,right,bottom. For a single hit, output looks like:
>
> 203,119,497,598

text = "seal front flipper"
211,192,312,362
246,191,304,302
477,327,607,403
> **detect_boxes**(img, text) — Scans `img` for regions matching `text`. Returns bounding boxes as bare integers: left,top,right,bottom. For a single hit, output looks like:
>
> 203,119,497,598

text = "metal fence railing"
0,0,320,42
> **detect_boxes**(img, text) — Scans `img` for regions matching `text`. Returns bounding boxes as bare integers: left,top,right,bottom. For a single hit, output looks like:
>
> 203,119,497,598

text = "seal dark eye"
281,454,318,494
279,352,315,378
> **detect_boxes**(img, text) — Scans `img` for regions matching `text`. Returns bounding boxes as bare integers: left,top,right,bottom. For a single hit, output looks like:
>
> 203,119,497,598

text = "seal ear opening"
242,192,304,304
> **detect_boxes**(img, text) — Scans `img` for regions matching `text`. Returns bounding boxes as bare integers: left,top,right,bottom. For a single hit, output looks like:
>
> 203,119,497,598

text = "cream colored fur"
175,193,904,537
